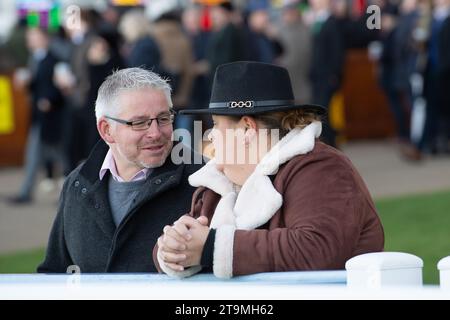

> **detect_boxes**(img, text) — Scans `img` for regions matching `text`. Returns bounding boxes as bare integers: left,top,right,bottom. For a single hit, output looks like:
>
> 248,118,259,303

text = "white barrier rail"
438,256,450,289
346,252,423,288
0,274,447,300
0,271,347,286
1,252,449,299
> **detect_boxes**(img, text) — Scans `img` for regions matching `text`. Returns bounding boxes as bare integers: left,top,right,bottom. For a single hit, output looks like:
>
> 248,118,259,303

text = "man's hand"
158,216,209,271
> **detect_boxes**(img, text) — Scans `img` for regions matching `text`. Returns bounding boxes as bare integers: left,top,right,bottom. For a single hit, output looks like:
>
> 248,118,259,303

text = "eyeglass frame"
104,109,176,131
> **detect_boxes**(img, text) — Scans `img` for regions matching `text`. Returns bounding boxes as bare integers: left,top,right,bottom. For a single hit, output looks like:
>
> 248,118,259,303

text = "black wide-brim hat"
179,61,326,116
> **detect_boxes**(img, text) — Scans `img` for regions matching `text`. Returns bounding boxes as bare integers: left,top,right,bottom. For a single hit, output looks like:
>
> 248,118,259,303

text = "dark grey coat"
37,141,203,273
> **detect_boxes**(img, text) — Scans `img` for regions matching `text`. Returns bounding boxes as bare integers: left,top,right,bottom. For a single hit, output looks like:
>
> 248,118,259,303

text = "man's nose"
145,120,162,138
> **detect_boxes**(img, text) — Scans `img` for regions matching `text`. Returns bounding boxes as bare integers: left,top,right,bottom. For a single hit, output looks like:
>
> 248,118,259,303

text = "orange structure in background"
340,49,396,140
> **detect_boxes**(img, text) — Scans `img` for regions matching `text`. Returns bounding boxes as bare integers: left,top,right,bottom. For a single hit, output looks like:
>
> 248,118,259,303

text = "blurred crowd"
0,0,449,203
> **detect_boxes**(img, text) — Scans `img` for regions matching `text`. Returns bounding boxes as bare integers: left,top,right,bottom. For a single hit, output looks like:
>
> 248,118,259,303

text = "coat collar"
79,139,110,184
77,140,189,238
189,121,322,230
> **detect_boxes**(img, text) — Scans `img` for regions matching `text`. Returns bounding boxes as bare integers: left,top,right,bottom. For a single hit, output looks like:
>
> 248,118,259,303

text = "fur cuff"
157,248,202,278
213,225,236,279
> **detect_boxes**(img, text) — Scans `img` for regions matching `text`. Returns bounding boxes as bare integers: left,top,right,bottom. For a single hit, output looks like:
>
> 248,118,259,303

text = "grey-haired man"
38,68,204,273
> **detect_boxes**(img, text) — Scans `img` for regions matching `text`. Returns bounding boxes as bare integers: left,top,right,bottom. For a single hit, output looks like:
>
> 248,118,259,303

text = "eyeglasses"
105,110,175,131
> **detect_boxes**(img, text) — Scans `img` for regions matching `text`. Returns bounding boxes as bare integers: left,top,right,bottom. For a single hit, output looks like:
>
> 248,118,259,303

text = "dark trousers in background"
18,125,63,199
419,70,439,152
384,86,413,141
62,106,99,176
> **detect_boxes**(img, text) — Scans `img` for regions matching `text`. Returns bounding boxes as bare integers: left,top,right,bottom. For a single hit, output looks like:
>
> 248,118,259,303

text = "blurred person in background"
84,28,124,152
181,5,211,109
331,0,381,49
151,10,196,148
436,1,450,153
246,8,282,63
181,5,213,145
276,1,312,103
419,0,450,154
206,2,245,83
0,18,29,71
308,0,345,147
49,26,73,63
379,0,422,160
55,9,98,175
151,10,194,108
119,9,161,72
9,26,64,204
99,3,121,34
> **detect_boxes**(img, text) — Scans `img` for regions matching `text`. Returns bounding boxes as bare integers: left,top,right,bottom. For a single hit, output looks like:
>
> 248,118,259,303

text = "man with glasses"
37,68,205,273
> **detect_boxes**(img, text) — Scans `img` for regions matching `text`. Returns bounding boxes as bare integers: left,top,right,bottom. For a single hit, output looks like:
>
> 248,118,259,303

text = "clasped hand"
158,215,210,272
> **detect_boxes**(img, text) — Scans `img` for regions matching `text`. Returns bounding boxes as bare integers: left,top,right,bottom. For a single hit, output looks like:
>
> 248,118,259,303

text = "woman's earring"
244,128,255,147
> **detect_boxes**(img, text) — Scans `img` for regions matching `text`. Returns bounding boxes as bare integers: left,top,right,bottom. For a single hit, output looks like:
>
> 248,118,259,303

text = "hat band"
209,99,295,109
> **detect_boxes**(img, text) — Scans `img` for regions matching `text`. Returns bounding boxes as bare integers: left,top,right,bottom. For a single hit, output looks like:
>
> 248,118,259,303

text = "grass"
0,190,450,284
376,189,450,284
0,248,45,274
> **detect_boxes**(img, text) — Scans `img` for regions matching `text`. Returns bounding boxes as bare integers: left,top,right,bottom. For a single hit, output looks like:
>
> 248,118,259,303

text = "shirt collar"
99,149,150,182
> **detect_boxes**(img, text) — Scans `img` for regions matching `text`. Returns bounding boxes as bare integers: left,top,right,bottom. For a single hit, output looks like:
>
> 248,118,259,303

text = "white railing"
346,252,423,288
0,252,449,299
438,256,450,289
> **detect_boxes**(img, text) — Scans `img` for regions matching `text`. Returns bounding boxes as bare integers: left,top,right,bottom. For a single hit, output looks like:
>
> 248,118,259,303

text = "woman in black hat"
154,61,384,278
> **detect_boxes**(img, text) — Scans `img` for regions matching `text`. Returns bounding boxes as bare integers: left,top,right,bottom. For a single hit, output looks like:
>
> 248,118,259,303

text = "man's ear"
97,117,115,144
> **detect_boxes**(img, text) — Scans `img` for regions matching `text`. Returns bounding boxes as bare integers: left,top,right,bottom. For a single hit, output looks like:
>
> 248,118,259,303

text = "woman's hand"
158,216,209,271
157,218,192,271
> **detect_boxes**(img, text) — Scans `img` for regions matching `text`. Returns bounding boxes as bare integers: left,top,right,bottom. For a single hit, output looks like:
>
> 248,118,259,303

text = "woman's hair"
254,109,322,138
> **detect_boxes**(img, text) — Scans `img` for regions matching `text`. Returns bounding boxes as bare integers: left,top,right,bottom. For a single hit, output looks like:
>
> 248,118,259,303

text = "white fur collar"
188,121,322,230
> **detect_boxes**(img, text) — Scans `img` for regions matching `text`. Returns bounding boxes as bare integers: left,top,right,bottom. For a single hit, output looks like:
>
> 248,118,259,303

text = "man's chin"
140,160,166,169
139,152,170,169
